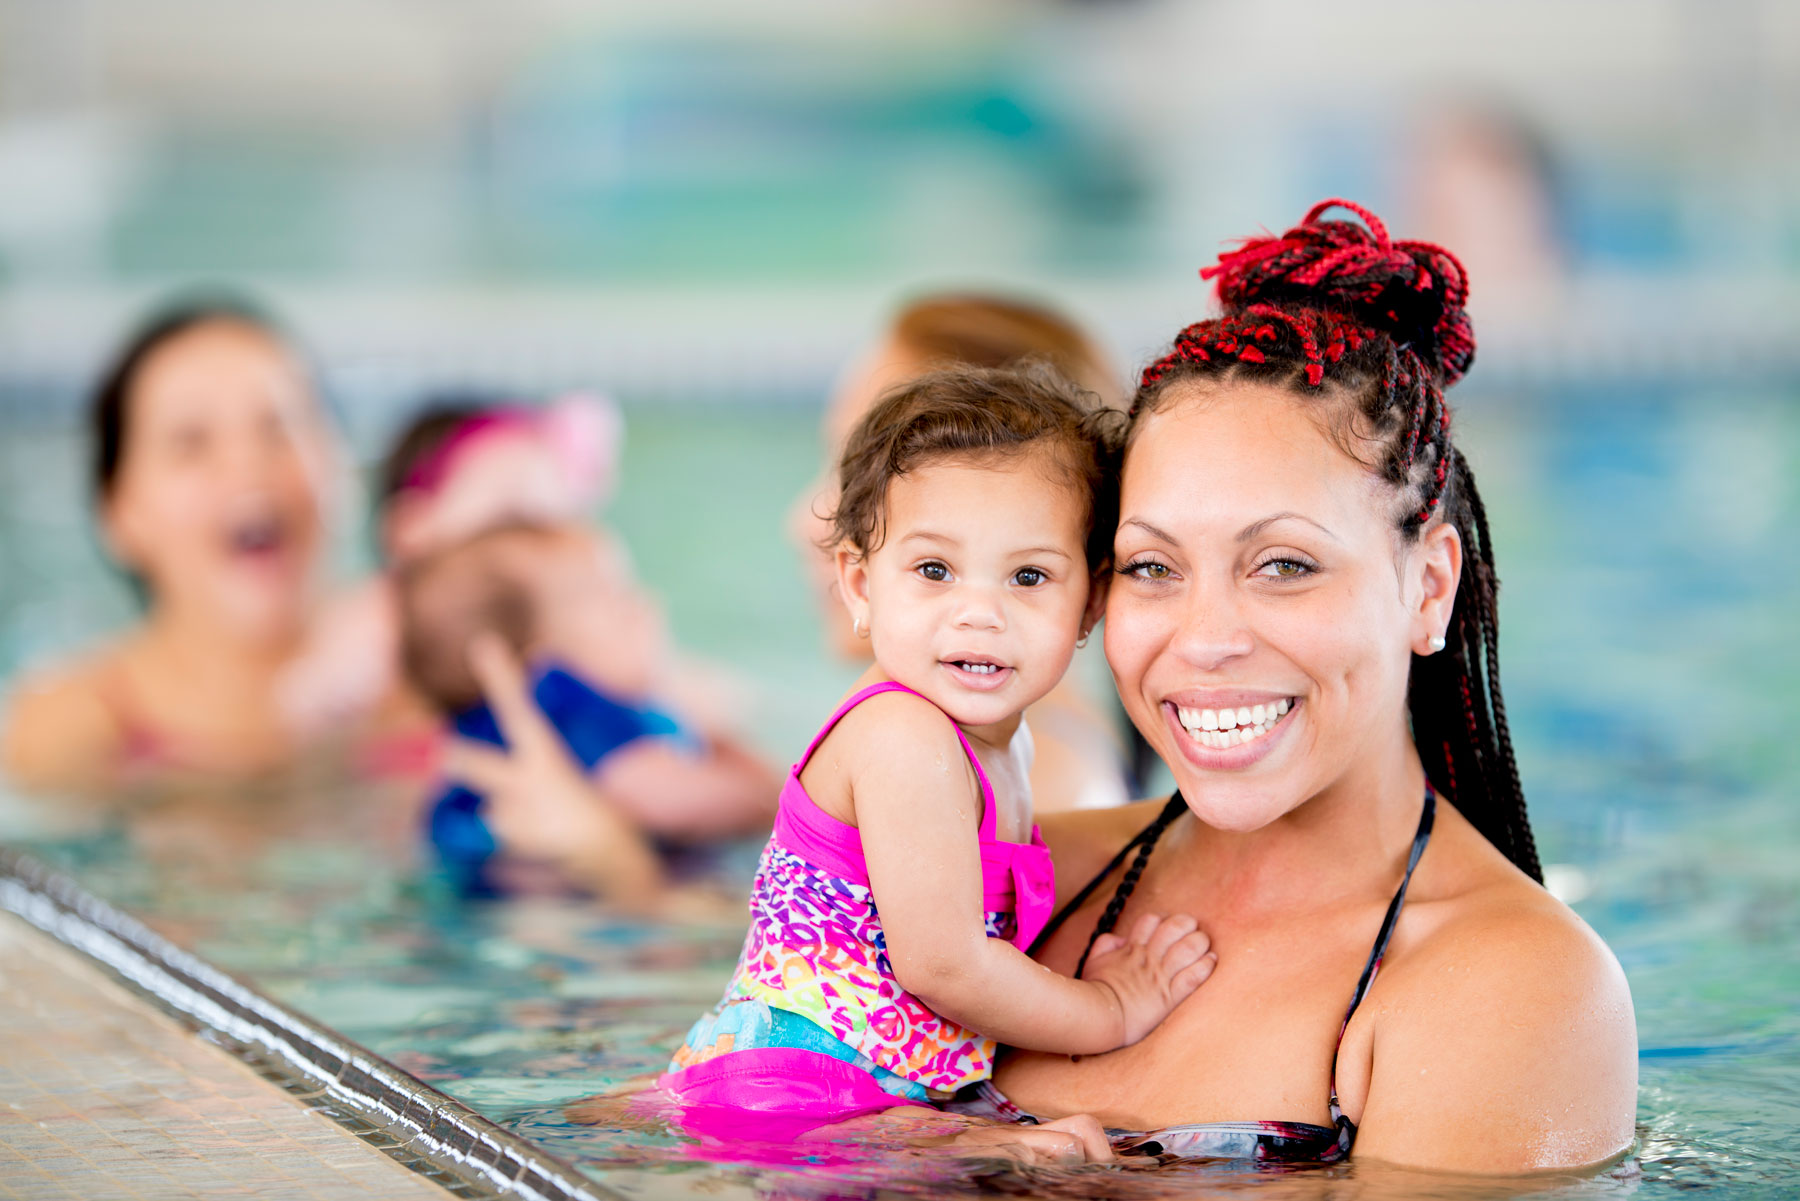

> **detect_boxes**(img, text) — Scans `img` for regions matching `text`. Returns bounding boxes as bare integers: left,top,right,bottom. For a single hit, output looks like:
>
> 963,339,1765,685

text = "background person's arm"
1351,898,1638,1173
1,662,127,794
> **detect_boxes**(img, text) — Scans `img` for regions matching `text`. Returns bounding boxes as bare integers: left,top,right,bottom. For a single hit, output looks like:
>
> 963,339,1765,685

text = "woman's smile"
1163,695,1300,769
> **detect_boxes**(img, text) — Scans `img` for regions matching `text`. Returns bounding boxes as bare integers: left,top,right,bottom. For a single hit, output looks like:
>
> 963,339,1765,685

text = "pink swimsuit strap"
771,681,1054,949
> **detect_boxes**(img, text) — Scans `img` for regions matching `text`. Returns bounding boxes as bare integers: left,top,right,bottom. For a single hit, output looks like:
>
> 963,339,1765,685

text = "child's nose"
951,585,1007,631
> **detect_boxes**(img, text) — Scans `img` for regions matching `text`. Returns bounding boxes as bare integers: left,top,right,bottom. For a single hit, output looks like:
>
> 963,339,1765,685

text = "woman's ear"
1411,521,1463,655
835,544,873,641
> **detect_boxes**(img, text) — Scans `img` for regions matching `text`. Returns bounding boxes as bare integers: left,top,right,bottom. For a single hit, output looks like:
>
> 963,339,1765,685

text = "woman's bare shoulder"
2,645,132,789
1353,820,1637,1172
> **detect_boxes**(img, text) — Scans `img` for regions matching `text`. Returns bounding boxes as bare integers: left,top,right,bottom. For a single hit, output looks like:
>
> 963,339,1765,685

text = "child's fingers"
467,634,552,751
1087,932,1126,960
1159,929,1214,977
1145,912,1199,958
1125,911,1164,946
442,738,516,794
1172,952,1219,995
1031,1114,1116,1164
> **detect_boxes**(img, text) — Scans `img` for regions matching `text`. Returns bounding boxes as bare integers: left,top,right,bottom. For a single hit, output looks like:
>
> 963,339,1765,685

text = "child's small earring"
853,616,869,640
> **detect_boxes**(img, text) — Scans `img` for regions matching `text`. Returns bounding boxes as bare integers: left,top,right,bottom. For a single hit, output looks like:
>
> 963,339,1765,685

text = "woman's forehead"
1122,383,1377,532
132,322,307,422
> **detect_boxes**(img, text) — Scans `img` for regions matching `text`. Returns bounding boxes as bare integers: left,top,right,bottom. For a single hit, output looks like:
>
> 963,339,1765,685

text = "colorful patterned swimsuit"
949,787,1437,1163
663,681,1055,1120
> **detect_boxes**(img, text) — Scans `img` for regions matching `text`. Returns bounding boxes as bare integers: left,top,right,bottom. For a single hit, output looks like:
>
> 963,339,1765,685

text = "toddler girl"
660,363,1215,1132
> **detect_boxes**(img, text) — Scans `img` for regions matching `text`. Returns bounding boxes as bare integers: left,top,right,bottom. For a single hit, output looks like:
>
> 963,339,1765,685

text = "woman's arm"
849,692,1213,1055
1351,897,1638,1173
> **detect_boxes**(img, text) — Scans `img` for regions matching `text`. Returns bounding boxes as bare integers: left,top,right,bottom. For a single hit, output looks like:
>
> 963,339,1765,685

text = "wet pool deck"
0,911,450,1200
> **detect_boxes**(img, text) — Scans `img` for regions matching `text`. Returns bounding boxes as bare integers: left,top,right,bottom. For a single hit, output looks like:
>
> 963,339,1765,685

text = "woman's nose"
1169,580,1254,670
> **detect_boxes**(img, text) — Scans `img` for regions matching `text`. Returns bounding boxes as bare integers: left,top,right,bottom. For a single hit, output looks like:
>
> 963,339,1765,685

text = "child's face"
838,450,1096,739
529,527,667,700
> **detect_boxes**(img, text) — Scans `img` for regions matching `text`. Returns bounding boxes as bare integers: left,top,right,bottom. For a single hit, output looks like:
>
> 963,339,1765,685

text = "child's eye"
917,561,949,582
1118,559,1172,581
1012,567,1046,588
1253,556,1316,580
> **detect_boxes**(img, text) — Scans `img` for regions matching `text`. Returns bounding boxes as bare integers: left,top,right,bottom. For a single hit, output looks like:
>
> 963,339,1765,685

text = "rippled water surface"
1,390,1796,1198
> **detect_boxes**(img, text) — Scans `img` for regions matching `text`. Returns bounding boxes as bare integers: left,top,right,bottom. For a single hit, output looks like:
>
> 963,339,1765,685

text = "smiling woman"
0,299,396,791
962,201,1638,1174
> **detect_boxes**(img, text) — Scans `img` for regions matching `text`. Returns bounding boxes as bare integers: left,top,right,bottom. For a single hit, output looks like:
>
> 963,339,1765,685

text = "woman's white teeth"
1175,699,1293,748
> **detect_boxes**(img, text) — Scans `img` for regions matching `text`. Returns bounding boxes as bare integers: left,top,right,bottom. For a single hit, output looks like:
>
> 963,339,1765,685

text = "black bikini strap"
1027,793,1188,975
1338,788,1437,1027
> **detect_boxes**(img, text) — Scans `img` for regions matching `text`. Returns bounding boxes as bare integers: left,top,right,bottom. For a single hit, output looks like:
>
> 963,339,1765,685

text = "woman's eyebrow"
1237,512,1340,543
1120,517,1178,544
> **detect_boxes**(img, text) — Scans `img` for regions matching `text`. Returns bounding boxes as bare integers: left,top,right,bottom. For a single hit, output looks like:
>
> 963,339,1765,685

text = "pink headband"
399,410,538,496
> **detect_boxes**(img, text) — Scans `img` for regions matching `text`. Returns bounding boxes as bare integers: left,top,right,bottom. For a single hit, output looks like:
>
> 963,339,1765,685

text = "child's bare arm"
851,693,1214,1056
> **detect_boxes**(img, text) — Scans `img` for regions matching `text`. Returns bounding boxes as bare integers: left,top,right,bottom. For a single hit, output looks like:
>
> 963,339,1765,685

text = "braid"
1073,797,1186,978
1131,199,1540,882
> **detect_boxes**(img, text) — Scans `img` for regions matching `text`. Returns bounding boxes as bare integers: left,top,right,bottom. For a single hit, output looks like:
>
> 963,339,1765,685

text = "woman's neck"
136,604,306,693
1170,724,1430,920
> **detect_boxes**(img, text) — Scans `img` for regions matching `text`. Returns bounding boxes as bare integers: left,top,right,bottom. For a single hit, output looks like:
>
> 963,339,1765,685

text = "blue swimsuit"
427,664,692,895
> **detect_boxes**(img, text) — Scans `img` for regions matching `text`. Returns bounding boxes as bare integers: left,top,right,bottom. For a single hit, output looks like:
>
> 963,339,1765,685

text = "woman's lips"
1163,697,1300,769
941,659,1014,692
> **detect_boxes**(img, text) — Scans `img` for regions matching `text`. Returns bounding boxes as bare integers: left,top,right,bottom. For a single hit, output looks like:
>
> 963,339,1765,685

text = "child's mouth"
942,657,1013,690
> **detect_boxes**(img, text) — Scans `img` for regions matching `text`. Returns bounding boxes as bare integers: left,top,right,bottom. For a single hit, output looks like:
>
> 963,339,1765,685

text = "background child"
660,363,1215,1132
397,521,776,895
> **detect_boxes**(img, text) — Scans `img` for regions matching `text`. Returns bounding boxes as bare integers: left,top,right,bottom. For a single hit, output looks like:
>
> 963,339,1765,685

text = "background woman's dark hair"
90,292,290,503
1130,198,1539,882
830,360,1123,575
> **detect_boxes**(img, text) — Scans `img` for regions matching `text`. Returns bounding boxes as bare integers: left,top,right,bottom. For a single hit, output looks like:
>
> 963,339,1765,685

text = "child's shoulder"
824,685,965,762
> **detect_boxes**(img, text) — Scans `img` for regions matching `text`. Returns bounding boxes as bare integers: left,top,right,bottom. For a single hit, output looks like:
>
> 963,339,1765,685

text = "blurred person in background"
789,294,1135,813
396,520,776,898
365,400,776,898
0,298,384,790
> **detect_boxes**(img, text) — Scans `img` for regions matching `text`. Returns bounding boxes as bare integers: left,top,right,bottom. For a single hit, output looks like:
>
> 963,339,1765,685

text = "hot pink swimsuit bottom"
657,681,1055,1135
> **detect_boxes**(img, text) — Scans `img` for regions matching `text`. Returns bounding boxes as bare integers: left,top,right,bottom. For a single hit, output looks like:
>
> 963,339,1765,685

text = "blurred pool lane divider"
0,843,617,1201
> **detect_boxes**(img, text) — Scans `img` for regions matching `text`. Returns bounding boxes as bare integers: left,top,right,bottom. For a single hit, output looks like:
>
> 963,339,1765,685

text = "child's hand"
1084,912,1216,1047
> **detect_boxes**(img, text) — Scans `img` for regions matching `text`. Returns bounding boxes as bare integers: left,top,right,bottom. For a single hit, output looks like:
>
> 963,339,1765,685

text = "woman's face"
103,320,335,639
786,336,930,659
1104,381,1460,830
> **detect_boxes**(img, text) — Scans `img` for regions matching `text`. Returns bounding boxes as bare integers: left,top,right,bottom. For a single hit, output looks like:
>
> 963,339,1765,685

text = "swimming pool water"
1,389,1796,1198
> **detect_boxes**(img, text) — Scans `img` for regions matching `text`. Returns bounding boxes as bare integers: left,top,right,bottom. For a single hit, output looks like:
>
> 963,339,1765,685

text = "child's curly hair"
829,361,1124,573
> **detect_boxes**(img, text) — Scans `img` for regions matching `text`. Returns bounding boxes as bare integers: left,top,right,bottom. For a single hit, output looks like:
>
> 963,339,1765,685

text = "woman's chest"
998,910,1381,1130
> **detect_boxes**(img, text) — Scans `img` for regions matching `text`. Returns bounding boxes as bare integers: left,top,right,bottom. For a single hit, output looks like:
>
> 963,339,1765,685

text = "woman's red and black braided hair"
1131,199,1540,882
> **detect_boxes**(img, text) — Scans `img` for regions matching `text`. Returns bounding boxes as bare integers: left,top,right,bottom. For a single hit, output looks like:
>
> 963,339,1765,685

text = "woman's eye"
1120,559,1172,580
1255,557,1313,579
1012,567,1045,588
918,562,949,582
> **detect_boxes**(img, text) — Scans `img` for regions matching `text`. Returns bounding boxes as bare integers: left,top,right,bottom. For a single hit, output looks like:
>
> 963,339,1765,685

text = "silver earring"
1428,635,1447,653
853,616,868,639
1075,632,1091,649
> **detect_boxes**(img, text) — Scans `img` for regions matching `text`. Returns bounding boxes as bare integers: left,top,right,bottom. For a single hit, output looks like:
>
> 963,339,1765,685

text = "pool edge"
0,843,621,1201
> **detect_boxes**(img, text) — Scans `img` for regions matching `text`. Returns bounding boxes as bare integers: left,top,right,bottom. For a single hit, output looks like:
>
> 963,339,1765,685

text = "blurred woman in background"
790,294,1135,813
2,299,363,790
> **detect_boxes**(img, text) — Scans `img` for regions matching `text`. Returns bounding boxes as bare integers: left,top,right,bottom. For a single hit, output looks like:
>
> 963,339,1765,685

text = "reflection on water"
1,388,1797,1198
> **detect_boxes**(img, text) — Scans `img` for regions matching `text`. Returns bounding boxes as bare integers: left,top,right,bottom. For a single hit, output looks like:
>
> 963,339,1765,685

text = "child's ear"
1080,566,1110,640
835,544,873,640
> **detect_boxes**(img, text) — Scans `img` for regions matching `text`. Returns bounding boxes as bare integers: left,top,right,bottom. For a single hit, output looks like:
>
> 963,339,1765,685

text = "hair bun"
1201,198,1475,386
